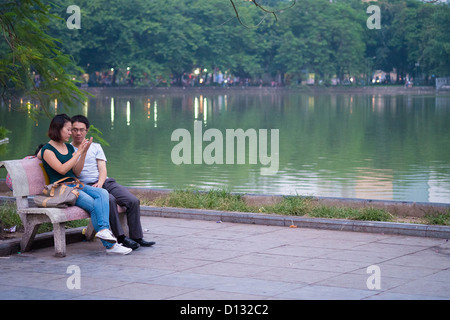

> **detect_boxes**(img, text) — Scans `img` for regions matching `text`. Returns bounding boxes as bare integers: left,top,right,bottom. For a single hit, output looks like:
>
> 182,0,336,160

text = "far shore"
84,84,443,96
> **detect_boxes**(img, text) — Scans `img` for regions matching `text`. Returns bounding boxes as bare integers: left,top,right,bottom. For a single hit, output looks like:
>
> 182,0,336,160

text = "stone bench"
0,158,127,257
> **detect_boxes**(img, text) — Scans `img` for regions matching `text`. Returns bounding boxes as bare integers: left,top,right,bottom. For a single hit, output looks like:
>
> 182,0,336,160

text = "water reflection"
126,100,130,126
110,98,115,129
154,100,158,127
1,90,450,203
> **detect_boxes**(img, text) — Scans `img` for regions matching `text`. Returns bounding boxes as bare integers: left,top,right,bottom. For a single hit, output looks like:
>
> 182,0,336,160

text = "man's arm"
92,159,107,188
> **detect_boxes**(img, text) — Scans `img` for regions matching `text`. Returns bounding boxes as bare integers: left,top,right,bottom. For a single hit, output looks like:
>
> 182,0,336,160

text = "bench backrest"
0,158,49,197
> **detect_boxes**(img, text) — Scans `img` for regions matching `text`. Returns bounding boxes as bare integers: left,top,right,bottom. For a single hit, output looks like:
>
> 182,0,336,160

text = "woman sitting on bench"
40,114,132,255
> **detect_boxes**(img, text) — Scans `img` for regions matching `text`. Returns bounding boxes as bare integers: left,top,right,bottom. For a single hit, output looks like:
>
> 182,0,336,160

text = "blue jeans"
74,184,113,249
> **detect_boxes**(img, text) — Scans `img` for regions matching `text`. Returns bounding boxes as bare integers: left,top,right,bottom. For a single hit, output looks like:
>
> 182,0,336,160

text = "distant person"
70,115,155,250
40,114,131,255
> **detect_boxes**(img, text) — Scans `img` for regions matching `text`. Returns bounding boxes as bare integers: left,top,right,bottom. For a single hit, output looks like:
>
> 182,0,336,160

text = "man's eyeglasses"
71,128,87,133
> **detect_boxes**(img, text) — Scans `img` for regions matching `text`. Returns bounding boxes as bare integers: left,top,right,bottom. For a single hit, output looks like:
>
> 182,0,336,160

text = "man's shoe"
121,237,140,250
133,238,155,247
96,229,117,243
106,243,132,255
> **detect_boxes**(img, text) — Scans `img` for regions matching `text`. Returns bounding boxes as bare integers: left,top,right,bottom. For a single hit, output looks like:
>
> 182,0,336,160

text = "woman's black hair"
47,114,71,141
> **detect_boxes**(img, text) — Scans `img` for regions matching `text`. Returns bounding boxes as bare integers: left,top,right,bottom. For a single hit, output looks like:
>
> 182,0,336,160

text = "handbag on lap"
34,177,84,208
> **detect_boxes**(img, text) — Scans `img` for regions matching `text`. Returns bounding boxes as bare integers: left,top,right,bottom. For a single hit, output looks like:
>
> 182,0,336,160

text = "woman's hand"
77,137,93,155
72,137,93,176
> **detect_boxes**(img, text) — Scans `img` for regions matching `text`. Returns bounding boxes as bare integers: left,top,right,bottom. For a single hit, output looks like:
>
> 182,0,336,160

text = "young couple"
41,114,155,255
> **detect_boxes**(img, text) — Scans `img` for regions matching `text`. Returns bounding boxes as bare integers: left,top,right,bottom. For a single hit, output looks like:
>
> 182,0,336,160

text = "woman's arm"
43,148,82,175
43,138,92,176
72,151,87,177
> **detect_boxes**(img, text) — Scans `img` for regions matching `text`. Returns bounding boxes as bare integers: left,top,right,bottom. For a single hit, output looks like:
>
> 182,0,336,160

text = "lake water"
1,88,450,203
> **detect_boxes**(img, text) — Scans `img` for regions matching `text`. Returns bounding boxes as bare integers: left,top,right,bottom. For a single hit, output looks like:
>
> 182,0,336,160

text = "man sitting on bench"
71,115,155,250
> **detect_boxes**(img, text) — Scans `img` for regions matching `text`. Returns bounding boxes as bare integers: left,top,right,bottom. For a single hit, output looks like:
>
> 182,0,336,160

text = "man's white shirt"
71,142,107,184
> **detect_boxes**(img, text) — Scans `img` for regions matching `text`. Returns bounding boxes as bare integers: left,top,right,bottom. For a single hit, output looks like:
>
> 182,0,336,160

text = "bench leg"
20,217,41,253
53,223,66,258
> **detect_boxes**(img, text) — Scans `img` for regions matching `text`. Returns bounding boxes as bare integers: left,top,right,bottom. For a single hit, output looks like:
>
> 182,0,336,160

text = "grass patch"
147,189,399,223
259,195,311,216
423,210,450,226
308,205,360,220
0,201,22,231
151,188,251,212
36,219,90,233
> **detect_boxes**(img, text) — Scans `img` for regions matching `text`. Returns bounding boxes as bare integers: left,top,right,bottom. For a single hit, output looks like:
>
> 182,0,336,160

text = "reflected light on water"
126,100,131,126
110,98,115,129
154,100,158,128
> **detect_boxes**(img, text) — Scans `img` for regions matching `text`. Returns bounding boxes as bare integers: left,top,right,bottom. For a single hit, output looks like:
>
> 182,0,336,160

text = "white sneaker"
96,229,117,243
106,243,132,255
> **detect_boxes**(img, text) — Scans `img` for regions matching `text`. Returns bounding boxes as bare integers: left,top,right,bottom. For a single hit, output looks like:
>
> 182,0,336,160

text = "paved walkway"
0,215,449,300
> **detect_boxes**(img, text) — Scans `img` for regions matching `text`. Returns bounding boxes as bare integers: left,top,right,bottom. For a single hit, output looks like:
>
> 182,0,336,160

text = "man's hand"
91,182,104,188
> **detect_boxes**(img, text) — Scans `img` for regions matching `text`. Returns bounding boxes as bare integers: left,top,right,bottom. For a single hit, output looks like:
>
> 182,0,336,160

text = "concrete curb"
140,206,450,239
0,228,84,256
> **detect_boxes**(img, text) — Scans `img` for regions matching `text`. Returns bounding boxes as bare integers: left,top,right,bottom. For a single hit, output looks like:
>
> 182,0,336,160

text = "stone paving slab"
0,215,449,301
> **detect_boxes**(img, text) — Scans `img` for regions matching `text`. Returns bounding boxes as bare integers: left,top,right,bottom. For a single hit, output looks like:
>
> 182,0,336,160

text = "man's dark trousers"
102,178,144,240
